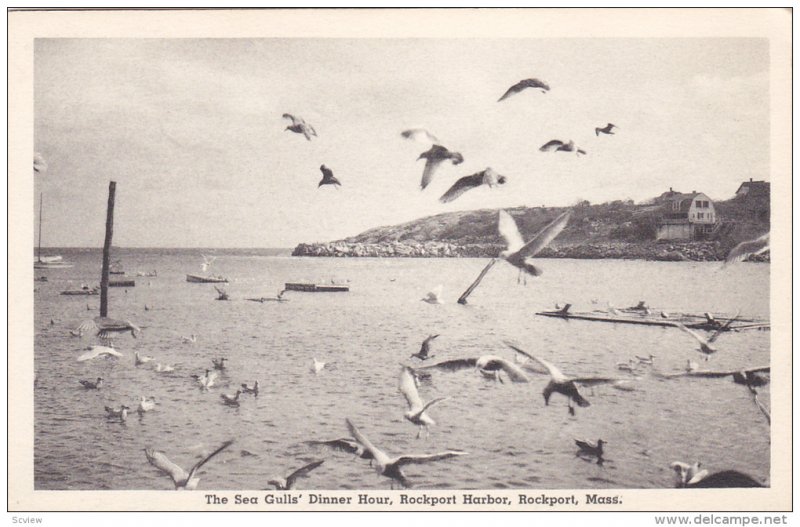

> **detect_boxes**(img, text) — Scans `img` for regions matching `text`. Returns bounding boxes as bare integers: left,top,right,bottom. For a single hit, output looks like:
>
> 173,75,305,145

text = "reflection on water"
34,249,770,490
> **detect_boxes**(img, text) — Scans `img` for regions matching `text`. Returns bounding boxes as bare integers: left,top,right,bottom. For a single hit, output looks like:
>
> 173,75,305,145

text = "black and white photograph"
8,7,792,516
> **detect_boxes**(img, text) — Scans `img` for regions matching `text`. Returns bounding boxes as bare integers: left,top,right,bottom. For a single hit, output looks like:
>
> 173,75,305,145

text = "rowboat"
186,274,229,283
284,282,349,293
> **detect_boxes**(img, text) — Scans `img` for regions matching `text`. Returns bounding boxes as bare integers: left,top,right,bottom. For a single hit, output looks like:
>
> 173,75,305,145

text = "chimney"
750,178,753,182
669,187,673,192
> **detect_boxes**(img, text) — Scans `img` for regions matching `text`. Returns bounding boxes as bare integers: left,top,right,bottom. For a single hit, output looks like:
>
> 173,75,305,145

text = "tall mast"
37,192,43,262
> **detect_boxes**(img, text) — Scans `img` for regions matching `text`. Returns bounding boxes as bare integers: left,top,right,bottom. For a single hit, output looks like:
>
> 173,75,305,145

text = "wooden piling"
457,258,497,305
99,181,116,317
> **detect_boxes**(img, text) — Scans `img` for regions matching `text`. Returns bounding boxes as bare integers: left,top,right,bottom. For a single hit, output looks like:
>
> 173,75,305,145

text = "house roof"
735,180,770,195
662,192,702,213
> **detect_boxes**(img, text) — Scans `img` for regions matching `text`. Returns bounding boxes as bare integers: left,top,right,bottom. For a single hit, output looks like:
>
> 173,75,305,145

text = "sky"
33,38,770,248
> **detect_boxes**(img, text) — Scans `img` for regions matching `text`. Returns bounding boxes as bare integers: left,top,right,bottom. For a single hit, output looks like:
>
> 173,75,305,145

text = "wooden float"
109,279,135,287
186,274,229,283
284,282,349,293
61,288,99,296
536,309,769,332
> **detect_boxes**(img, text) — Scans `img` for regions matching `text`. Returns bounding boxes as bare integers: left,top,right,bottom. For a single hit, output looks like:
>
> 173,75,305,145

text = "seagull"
214,286,229,301
498,209,571,284
200,254,216,273
680,469,764,488
421,285,444,305
181,334,197,344
674,313,739,358
77,316,141,339
398,366,450,438
155,363,175,373
303,438,374,463
724,233,770,265
135,351,154,367
77,345,123,362
575,438,605,463
506,342,624,415
416,145,464,189
221,390,242,407
345,418,468,489
311,357,329,374
539,139,587,156
241,381,259,396
685,359,700,372
671,461,707,487
69,328,84,337
439,168,506,203
657,365,770,391
266,460,325,490
616,360,637,372
104,405,130,423
635,354,656,365
411,334,439,361
193,369,218,390
497,78,550,101
318,164,341,188
416,354,531,383
79,377,103,390
212,358,227,370
144,440,233,490
282,113,317,141
137,396,156,414
34,152,48,173
401,128,440,144
595,123,618,136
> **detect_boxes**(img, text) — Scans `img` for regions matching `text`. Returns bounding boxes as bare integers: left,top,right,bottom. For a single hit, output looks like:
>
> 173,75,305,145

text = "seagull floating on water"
346,418,468,489
497,78,550,101
411,334,439,361
311,357,329,374
221,390,242,407
575,438,605,463
399,366,450,438
439,168,506,203
212,358,227,370
595,123,618,136
193,369,218,390
155,363,175,373
318,164,341,188
181,334,197,344
266,460,325,490
104,405,130,423
77,345,123,362
138,396,156,414
79,377,103,390
416,145,464,190
539,139,587,156
724,233,770,265
144,439,233,490
401,128,440,145
241,381,259,396
635,354,656,365
283,113,317,141
498,209,571,284
78,316,141,339
135,351,154,367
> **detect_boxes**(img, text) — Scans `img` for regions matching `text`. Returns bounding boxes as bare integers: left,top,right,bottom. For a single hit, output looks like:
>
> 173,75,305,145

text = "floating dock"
109,279,135,287
284,282,349,293
536,309,769,332
186,274,229,283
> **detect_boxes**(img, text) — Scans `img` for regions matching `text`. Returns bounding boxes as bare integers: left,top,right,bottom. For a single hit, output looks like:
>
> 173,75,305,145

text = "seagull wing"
514,210,571,258
282,113,299,125
77,345,122,361
724,233,769,265
401,129,439,144
572,376,625,387
483,357,531,383
506,346,568,383
77,319,99,333
346,419,390,466
680,365,771,378
439,173,483,203
420,334,439,357
395,450,468,467
304,438,360,455
399,367,424,412
539,140,566,152
675,323,710,346
417,358,478,372
708,311,741,343
185,440,234,484
498,211,526,254
420,158,444,190
145,448,189,485
285,459,324,489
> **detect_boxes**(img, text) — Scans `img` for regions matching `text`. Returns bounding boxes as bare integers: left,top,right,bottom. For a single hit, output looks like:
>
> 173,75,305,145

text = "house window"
696,200,702,208
697,212,703,219
672,201,679,211
704,201,709,208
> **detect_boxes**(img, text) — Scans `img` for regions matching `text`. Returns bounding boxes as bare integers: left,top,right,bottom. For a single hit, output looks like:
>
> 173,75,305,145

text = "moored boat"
186,274,229,283
284,282,349,292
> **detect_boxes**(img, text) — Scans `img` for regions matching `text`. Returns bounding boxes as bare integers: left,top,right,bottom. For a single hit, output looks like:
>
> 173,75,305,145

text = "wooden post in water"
457,258,497,305
99,181,116,318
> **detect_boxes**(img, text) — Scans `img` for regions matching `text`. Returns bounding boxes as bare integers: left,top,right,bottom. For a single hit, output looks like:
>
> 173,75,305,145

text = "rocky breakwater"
292,240,770,262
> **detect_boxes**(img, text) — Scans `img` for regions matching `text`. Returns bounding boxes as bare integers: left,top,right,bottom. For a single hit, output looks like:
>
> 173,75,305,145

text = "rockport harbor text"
204,493,621,507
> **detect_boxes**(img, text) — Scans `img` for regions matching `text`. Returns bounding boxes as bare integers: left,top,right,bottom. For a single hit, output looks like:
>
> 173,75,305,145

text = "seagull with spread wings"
539,139,587,156
282,113,317,140
77,316,141,339
398,366,450,438
303,438,375,463
498,209,571,284
345,419,467,488
266,460,325,490
144,440,233,490
318,164,342,188
401,128,440,145
595,123,618,136
673,312,739,358
439,168,506,203
724,233,770,265
411,334,439,361
506,342,625,415
77,345,123,362
416,354,531,383
498,78,550,101
201,254,216,273
417,145,464,190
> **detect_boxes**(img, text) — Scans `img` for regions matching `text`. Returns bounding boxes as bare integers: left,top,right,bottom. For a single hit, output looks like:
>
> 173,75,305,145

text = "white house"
657,191,717,240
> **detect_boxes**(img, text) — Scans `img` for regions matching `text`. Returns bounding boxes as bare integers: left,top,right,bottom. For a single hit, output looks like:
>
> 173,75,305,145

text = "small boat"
109,279,135,287
284,282,349,293
61,288,99,296
186,274,229,283
34,193,73,269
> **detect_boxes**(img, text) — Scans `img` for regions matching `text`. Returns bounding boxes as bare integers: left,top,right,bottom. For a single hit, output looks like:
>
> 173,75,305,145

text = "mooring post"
99,181,116,317
457,258,497,305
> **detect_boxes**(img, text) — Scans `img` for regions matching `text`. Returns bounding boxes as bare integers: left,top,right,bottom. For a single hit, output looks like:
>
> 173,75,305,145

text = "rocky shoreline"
291,241,769,262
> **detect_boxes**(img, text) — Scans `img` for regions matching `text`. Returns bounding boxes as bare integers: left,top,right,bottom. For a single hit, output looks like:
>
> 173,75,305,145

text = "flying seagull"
401,128,440,144
724,233,770,265
318,164,342,188
144,439,233,490
439,168,506,204
399,366,450,438
498,78,550,101
77,316,141,339
282,113,317,141
303,438,374,462
421,285,444,305
417,145,464,190
498,209,571,283
266,459,325,490
595,123,618,136
673,313,739,358
77,345,123,362
506,342,624,415
200,254,216,273
34,152,48,173
345,418,467,488
411,334,439,361
416,354,531,383
539,139,587,156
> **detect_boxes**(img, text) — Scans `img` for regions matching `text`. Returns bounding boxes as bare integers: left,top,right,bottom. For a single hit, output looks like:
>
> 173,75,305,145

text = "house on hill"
656,189,718,240
735,178,770,200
